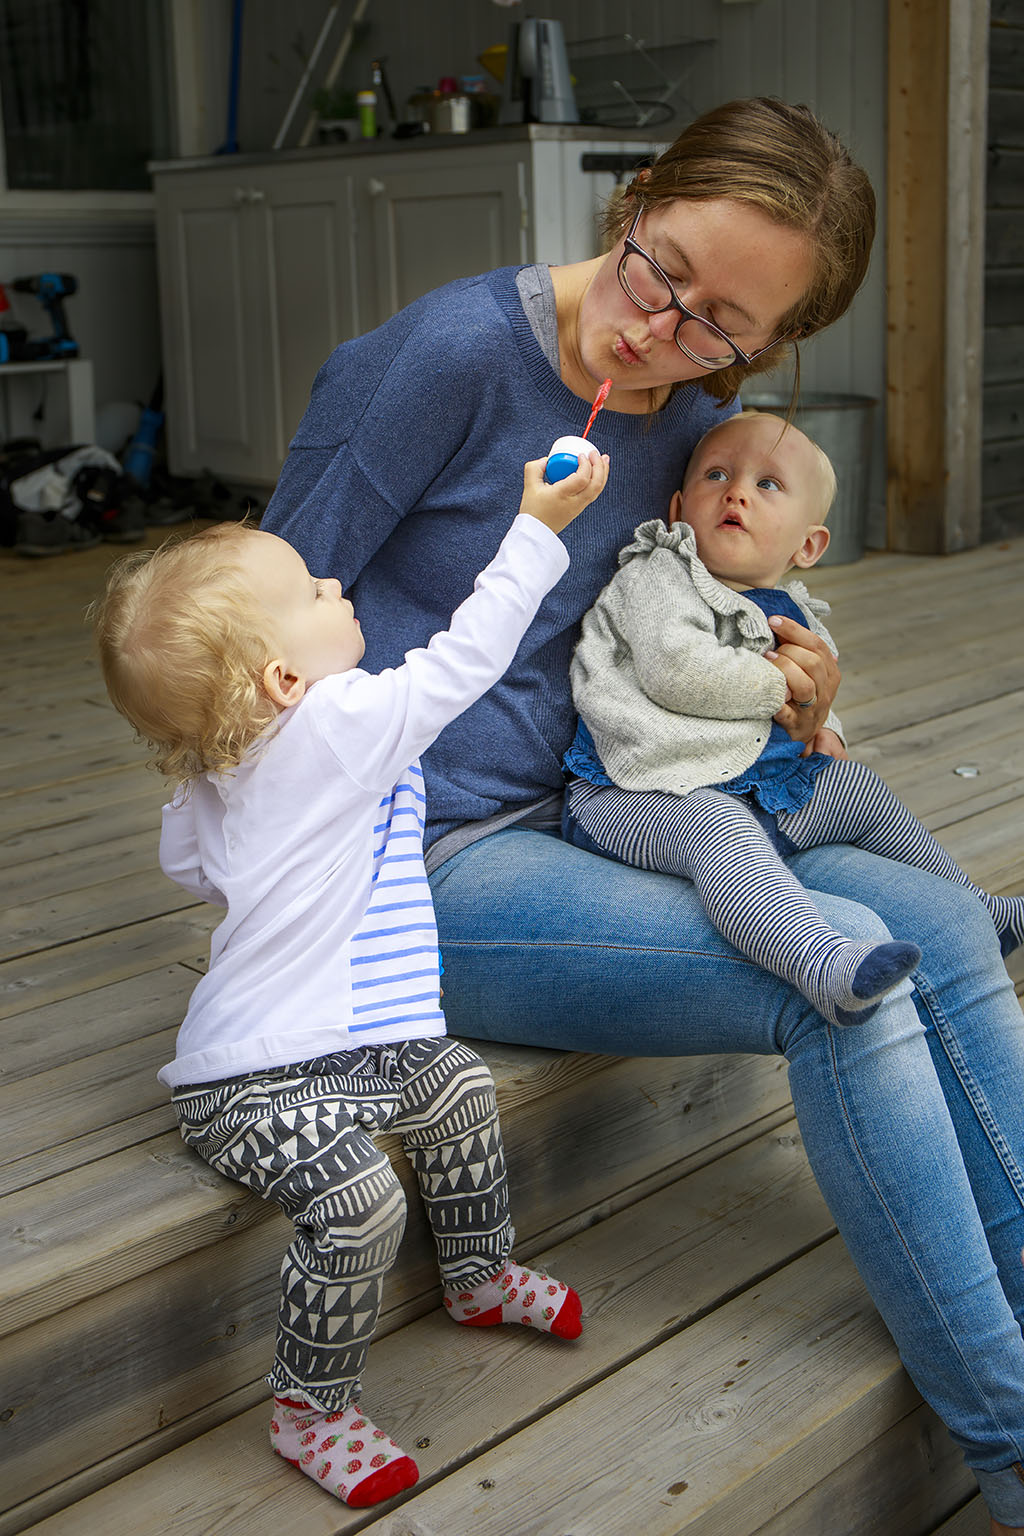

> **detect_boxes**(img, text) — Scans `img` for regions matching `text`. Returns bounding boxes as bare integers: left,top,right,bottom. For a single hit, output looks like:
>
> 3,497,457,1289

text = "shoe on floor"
14,509,101,556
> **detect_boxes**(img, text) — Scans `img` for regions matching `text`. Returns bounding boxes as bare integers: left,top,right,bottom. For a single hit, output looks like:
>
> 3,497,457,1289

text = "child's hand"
518,450,610,535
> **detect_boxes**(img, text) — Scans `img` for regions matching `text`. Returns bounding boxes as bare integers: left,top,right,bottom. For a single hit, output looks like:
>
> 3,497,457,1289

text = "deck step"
0,1027,793,1531
13,1122,976,1536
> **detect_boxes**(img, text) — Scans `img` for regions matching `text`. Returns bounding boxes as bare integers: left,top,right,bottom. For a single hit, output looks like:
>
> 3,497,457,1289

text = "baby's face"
240,531,365,687
674,414,830,590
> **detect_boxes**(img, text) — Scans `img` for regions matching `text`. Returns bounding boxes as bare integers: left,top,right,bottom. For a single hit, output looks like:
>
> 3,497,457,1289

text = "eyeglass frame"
617,206,794,370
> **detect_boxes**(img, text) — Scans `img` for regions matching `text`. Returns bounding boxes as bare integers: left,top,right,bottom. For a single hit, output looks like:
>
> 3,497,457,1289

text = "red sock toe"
550,1287,582,1340
346,1454,419,1507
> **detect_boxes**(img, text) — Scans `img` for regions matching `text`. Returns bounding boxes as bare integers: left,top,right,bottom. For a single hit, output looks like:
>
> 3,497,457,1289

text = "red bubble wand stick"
544,377,613,482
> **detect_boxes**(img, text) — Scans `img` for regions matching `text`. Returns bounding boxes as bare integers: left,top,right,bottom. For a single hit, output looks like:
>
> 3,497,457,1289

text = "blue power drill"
0,273,79,363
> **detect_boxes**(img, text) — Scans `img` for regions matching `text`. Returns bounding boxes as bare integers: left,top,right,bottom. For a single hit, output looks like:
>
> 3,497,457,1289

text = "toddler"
92,446,608,1509
564,411,1023,1026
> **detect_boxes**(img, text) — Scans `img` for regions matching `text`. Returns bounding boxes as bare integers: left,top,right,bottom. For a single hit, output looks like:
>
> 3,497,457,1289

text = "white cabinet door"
250,165,359,473
156,164,359,482
362,157,526,332
156,174,273,481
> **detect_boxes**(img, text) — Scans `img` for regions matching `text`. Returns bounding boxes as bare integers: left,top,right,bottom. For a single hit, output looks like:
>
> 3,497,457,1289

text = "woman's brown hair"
601,97,876,404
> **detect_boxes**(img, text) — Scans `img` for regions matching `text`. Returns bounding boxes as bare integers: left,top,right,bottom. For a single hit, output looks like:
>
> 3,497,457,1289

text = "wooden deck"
3,526,1023,1535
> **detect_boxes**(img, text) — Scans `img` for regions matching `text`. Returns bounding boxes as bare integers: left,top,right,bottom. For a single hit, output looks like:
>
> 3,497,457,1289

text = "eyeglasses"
617,207,790,371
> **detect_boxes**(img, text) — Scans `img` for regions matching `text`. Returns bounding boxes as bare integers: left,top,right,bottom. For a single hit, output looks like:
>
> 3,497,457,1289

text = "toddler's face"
673,414,830,590
240,531,365,689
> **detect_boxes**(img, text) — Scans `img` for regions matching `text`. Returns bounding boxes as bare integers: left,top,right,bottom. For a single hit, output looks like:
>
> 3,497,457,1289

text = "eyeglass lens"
619,251,737,368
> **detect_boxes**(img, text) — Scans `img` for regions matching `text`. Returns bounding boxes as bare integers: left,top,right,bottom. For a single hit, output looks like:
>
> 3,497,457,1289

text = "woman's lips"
614,334,646,367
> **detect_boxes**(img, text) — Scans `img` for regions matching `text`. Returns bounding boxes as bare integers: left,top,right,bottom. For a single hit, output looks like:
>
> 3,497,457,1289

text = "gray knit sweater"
570,518,842,797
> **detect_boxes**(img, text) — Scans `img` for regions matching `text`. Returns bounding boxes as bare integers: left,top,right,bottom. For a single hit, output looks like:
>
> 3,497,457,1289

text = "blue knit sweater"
263,265,731,844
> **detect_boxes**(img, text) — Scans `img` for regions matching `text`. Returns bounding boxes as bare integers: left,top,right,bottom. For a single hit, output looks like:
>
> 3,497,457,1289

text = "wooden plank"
984,379,1024,441
0,1049,793,1339
986,268,1024,326
989,86,1024,146
11,1122,837,1535
987,144,1024,208
0,790,165,869
750,1403,973,1536
990,20,1024,90
983,437,1024,499
984,323,1024,383
1,869,198,965
988,207,1024,268
0,965,196,1081
982,495,1024,541
359,1239,909,1536
0,909,217,1022
930,1496,991,1535
0,1030,178,1197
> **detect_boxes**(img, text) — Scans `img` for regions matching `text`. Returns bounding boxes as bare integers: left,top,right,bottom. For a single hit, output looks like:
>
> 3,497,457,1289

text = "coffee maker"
498,18,579,125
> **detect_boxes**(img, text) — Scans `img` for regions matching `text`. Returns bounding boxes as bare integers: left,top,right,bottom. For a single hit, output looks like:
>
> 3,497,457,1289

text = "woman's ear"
263,658,306,709
790,525,830,571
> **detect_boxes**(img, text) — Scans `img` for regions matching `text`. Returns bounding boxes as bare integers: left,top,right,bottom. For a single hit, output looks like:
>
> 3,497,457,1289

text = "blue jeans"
429,826,1024,1524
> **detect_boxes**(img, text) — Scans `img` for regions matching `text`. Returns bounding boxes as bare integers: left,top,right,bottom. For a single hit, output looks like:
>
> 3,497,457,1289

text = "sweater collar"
487,266,711,442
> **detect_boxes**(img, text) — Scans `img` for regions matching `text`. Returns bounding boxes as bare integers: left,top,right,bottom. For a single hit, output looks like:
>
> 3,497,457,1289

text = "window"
0,0,172,192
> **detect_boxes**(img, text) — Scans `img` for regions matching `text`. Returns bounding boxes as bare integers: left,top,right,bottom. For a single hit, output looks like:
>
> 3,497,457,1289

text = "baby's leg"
173,1063,418,1506
565,778,919,1027
778,757,1024,956
394,1037,581,1338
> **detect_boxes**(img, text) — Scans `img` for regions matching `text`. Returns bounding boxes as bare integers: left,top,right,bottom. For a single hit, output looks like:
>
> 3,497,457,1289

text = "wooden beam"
887,0,989,552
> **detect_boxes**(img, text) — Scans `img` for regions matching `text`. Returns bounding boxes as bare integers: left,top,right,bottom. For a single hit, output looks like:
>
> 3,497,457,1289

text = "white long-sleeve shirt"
158,514,569,1088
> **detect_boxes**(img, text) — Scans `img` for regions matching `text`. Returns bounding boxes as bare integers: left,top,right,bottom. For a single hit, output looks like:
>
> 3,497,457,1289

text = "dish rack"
567,33,716,130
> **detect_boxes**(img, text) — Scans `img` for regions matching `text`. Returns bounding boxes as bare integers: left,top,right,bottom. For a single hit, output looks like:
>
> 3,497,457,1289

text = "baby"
92,447,608,1509
564,411,1023,1026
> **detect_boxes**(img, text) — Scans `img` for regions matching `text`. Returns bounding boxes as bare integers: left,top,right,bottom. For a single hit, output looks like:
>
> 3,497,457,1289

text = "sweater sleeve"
159,796,227,906
620,553,789,721
312,514,570,790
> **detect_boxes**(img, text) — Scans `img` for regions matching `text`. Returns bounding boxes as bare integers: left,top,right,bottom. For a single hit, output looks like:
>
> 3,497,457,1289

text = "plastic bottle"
356,89,377,138
544,435,594,483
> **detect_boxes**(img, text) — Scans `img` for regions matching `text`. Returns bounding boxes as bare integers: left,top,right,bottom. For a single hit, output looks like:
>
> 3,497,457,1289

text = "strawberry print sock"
443,1259,582,1339
270,1397,418,1507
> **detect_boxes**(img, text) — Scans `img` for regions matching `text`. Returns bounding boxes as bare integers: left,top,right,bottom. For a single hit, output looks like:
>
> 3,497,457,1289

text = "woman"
264,97,1024,1534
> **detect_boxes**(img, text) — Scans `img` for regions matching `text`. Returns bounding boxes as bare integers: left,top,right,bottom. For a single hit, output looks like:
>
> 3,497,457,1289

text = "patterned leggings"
172,1037,514,1411
566,756,999,989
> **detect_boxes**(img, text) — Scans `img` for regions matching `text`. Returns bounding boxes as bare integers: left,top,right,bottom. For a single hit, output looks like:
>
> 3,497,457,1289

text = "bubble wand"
544,377,613,483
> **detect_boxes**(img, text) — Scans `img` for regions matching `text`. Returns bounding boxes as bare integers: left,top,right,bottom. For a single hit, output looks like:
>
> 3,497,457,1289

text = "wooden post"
887,0,989,553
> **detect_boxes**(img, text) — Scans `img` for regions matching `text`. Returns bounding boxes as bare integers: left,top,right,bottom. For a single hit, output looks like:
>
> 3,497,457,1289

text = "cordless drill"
0,273,79,363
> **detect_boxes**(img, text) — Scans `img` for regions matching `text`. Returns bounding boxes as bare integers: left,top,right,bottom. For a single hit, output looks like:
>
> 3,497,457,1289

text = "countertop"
149,122,661,175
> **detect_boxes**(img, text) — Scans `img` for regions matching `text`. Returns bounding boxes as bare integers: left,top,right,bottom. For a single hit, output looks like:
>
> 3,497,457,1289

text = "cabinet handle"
247,188,266,203
368,177,386,197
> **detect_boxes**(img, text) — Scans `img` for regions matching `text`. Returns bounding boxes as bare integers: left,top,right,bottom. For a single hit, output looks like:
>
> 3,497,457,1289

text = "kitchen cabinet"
152,128,658,485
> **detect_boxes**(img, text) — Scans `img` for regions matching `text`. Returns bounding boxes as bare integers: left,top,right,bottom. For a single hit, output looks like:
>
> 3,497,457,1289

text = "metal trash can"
740,391,878,565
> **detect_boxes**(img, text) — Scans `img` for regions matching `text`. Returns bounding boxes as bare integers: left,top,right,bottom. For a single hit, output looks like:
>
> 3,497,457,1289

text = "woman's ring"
795,693,818,709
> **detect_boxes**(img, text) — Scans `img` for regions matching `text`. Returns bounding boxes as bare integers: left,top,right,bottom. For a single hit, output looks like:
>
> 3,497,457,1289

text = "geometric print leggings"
172,1036,514,1412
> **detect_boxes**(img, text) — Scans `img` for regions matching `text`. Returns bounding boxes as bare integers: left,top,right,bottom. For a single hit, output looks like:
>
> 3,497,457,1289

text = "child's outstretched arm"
518,449,609,535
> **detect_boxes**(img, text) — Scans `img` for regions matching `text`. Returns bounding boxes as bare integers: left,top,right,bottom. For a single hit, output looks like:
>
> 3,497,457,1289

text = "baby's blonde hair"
686,409,837,520
91,522,278,783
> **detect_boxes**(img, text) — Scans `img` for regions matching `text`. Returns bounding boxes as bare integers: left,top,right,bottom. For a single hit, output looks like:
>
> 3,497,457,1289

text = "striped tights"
566,757,1022,1026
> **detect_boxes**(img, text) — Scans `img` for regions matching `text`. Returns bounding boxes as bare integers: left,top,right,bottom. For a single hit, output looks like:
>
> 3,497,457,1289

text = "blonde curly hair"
91,522,280,784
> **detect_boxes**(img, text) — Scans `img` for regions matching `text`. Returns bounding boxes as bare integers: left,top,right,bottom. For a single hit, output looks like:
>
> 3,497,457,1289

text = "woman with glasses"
263,96,1024,1534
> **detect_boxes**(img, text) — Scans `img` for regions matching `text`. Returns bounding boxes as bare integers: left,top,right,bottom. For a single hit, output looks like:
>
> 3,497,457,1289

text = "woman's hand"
765,614,841,745
519,451,610,535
